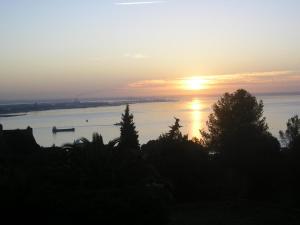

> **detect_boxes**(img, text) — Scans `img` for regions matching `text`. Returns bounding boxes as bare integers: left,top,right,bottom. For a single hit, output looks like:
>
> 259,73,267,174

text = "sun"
183,77,208,91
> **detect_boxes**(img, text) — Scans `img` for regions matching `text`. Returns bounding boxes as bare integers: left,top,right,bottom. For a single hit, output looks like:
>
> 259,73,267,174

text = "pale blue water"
0,95,299,147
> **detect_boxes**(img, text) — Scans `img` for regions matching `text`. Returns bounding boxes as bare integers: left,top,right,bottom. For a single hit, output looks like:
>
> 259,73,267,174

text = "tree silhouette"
92,132,104,148
168,117,183,139
119,104,140,150
142,117,208,202
279,115,300,149
200,89,278,164
159,117,187,141
62,132,104,151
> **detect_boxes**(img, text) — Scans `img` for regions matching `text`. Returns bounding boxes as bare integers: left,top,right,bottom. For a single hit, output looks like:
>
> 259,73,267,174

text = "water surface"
0,95,299,147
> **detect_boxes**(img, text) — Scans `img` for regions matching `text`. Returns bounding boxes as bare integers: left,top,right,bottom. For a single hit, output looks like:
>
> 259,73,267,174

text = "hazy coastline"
0,97,175,116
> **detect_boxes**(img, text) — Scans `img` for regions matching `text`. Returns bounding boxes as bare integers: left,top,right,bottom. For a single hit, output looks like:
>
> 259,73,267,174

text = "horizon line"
1,90,300,104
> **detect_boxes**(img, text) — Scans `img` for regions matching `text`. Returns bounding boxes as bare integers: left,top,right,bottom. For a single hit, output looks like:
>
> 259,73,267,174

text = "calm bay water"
1,94,300,147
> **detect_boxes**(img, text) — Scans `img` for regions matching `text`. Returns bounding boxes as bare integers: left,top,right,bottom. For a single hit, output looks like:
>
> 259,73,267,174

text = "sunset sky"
0,0,299,100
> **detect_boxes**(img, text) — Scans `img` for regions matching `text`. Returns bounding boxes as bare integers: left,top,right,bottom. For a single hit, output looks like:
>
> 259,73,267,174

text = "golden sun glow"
183,77,208,91
189,99,202,138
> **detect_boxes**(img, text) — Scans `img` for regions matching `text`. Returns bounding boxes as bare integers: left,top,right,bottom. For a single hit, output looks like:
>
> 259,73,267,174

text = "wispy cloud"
114,1,166,6
207,71,295,84
129,79,167,88
127,70,300,94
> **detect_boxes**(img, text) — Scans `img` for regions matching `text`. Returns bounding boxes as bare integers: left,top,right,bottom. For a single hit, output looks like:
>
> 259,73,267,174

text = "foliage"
2,90,300,223
143,118,210,202
119,104,140,150
200,89,279,164
0,131,170,224
92,132,104,146
279,115,300,202
158,118,188,142
279,115,300,149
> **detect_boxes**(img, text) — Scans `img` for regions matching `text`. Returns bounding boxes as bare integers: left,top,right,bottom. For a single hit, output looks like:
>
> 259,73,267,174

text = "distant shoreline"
1,91,300,105
0,113,26,118
0,98,175,117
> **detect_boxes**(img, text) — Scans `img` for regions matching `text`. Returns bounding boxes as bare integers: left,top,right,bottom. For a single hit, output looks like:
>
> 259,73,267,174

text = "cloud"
124,53,148,59
129,80,167,88
114,1,166,6
127,70,300,93
126,79,179,96
128,79,182,93
208,71,295,84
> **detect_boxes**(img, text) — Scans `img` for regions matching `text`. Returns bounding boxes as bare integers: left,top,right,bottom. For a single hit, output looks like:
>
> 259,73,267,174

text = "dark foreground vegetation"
1,89,300,224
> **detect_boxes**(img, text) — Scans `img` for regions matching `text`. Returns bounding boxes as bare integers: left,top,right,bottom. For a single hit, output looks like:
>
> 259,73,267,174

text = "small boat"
114,122,122,126
52,126,75,133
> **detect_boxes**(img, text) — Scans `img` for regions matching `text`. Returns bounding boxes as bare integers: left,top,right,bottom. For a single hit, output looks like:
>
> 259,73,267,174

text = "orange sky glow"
0,1,299,100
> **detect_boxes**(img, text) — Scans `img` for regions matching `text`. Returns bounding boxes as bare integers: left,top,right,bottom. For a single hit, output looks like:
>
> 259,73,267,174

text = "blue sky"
0,0,299,100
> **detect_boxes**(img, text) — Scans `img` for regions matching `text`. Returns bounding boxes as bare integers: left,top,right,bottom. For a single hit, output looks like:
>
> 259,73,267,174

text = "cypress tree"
119,104,140,150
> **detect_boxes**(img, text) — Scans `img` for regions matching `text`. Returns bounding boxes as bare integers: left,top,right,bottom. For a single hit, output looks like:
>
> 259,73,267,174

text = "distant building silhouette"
0,124,39,155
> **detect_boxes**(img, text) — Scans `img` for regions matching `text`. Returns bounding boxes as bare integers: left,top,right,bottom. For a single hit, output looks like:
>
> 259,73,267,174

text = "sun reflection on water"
188,99,202,139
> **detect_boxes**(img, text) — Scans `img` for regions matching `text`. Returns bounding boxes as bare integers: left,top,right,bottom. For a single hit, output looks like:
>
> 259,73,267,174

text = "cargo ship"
52,126,75,133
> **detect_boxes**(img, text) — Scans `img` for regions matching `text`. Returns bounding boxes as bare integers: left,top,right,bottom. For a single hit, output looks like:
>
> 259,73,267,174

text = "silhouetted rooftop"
0,124,39,155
